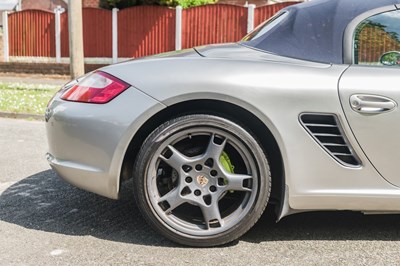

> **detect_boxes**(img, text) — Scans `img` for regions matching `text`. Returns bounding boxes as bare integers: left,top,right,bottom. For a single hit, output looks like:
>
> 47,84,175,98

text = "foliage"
0,83,58,115
99,0,140,9
380,52,400,66
100,0,216,9
159,0,216,8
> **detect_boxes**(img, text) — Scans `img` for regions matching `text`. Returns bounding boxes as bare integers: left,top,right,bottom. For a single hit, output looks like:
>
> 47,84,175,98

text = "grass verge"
0,83,59,115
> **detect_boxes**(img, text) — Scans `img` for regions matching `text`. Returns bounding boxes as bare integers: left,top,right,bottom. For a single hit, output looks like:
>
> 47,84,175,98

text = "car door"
339,7,400,187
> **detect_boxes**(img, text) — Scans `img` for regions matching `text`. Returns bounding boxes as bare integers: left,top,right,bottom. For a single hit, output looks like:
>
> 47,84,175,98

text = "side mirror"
380,51,400,66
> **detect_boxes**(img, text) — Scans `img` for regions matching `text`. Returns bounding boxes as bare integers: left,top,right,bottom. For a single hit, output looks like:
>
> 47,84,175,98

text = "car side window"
354,10,400,67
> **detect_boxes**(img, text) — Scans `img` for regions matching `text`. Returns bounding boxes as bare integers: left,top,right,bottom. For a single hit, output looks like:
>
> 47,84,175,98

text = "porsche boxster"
46,0,400,246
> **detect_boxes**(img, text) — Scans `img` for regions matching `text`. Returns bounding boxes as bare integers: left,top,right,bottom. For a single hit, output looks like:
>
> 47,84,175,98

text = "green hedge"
100,0,216,9
160,0,216,8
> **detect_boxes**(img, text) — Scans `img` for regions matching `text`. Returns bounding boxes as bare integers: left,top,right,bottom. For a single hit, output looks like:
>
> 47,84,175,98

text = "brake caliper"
220,151,234,190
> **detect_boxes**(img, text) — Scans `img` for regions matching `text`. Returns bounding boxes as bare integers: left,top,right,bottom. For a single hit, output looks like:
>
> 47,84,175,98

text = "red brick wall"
22,0,67,11
21,0,100,11
83,0,100,8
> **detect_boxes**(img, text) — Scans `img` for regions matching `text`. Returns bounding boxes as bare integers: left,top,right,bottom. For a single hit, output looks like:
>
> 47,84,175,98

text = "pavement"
0,73,70,86
1,117,400,265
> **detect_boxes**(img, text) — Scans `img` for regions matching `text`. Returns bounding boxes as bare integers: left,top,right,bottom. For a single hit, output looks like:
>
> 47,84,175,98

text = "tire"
133,114,271,247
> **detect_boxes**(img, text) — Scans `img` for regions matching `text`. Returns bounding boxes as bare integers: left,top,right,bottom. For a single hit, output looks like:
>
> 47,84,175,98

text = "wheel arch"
120,99,286,218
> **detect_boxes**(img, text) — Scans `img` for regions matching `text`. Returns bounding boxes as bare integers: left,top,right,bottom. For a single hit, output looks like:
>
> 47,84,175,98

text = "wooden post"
175,6,182,51
54,6,64,63
112,8,118,64
2,11,9,62
68,0,85,78
247,4,256,33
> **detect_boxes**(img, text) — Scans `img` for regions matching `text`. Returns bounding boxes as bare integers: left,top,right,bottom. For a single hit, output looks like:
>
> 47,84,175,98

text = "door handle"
350,94,397,114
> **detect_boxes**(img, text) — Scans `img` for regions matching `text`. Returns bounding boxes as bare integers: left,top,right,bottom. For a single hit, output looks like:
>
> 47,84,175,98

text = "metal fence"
2,3,298,63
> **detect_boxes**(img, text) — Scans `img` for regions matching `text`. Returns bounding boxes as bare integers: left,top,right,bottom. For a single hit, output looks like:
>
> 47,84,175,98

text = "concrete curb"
0,111,44,121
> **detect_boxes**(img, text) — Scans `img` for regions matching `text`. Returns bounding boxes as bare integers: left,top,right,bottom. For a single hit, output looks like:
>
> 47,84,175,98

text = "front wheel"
133,114,271,246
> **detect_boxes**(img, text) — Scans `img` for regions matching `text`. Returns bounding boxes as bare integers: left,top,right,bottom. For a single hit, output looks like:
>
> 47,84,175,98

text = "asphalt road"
1,118,400,265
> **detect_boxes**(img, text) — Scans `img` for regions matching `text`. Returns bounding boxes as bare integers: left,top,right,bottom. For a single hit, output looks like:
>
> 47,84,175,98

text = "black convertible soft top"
242,0,400,64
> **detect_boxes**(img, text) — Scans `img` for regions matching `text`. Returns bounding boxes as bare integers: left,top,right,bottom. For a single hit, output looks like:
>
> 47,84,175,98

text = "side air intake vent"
300,113,361,167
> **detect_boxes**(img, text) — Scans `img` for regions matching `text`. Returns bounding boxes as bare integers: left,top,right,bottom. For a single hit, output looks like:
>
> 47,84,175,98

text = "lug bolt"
185,176,192,183
194,190,201,196
195,164,203,171
210,186,217,192
182,165,192,172
210,170,218,177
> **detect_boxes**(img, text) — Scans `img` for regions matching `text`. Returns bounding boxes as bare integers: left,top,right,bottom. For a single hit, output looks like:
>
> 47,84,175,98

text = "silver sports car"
46,0,400,246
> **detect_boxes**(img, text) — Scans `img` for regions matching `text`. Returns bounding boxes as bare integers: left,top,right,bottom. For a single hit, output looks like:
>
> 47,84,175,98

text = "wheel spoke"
224,173,253,192
204,134,227,160
159,145,191,171
158,188,185,213
200,200,224,229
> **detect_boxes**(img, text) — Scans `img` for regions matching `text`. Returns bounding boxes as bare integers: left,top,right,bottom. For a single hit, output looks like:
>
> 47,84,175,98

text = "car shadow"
243,207,400,244
0,170,175,247
1,170,400,247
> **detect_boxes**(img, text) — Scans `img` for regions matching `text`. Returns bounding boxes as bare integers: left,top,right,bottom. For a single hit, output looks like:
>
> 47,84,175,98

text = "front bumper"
46,86,165,199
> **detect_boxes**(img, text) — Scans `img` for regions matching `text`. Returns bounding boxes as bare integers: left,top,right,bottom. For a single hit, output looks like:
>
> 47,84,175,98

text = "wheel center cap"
196,175,209,187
